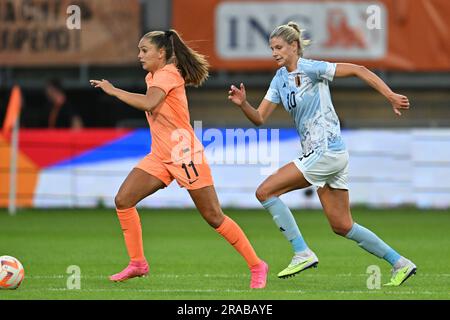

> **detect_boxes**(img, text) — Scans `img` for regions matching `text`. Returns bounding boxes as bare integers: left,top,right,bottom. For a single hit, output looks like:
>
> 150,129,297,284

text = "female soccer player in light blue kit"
228,22,416,286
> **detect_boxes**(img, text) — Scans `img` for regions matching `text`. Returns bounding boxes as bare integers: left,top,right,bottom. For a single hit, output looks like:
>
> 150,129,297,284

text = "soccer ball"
0,256,25,289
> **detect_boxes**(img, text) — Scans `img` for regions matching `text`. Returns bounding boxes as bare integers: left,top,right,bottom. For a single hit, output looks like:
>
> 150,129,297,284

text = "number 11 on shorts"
182,161,199,180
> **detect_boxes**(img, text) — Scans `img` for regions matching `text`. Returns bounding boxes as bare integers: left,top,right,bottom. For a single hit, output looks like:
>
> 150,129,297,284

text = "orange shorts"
135,152,214,190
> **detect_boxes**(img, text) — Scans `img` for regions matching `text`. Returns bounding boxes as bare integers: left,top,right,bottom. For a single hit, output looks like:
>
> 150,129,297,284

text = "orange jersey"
145,64,203,163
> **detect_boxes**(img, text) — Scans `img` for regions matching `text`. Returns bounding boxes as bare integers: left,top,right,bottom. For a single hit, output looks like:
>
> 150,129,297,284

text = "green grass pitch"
0,207,449,300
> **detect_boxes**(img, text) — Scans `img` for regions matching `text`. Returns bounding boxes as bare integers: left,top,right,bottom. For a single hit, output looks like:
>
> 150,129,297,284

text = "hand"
228,83,247,107
388,92,410,116
90,79,116,96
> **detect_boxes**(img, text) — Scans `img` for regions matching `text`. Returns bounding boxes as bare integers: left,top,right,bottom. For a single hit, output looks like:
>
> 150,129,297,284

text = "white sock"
393,256,409,269
295,248,313,257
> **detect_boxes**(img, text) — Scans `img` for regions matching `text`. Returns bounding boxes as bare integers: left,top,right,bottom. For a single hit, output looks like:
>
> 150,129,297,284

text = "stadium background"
0,0,449,301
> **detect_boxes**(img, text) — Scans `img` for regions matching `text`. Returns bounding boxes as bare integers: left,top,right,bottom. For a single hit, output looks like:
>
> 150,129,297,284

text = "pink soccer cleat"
250,260,269,289
109,260,149,282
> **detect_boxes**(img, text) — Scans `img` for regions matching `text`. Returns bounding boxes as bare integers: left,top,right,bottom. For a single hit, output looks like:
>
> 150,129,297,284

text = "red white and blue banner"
1,128,450,209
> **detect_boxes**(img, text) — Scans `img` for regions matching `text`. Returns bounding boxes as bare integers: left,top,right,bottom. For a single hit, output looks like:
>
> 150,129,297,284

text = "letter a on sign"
366,5,381,30
67,5,81,30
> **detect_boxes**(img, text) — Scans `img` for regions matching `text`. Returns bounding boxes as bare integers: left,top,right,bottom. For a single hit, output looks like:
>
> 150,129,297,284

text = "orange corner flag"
2,85,23,136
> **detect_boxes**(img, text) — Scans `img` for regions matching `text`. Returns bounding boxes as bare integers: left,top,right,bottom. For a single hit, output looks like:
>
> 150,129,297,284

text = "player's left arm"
334,63,410,116
90,79,165,112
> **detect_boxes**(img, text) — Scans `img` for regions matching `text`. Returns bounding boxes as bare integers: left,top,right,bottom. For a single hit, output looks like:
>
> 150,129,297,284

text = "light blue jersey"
264,57,346,156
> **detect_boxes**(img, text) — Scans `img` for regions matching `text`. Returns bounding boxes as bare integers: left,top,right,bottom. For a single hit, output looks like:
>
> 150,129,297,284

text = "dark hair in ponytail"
143,29,209,87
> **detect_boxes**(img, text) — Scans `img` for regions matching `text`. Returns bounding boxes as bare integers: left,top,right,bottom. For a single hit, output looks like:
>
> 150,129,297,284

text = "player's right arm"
228,83,277,126
90,79,165,112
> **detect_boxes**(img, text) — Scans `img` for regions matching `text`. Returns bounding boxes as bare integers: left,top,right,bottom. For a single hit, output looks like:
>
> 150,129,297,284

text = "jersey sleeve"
147,69,183,94
300,59,336,82
263,74,281,104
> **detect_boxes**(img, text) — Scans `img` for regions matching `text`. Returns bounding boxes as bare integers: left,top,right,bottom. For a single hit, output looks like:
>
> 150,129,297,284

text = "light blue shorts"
293,150,349,190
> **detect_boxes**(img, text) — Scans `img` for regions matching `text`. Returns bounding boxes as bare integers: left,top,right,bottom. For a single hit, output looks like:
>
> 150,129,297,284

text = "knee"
114,192,133,210
331,223,353,237
203,208,224,228
255,185,272,203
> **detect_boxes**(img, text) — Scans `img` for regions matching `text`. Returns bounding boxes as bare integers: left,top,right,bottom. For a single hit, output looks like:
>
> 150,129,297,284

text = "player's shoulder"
298,57,336,81
152,64,185,86
275,66,287,76
272,67,287,83
298,57,323,70
160,64,182,77
145,72,153,82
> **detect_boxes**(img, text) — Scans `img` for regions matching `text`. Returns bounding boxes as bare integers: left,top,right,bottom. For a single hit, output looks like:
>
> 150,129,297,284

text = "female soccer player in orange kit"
90,30,268,288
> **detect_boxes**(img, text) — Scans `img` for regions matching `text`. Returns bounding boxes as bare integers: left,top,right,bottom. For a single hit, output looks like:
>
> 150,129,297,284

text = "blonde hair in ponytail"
270,21,311,57
143,29,209,87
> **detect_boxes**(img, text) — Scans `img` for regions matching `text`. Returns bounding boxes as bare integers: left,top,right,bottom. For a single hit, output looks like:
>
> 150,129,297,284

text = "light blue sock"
345,223,401,266
261,197,308,253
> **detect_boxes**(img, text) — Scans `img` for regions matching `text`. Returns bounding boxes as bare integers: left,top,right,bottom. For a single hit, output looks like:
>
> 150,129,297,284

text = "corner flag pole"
9,114,20,215
2,86,23,216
